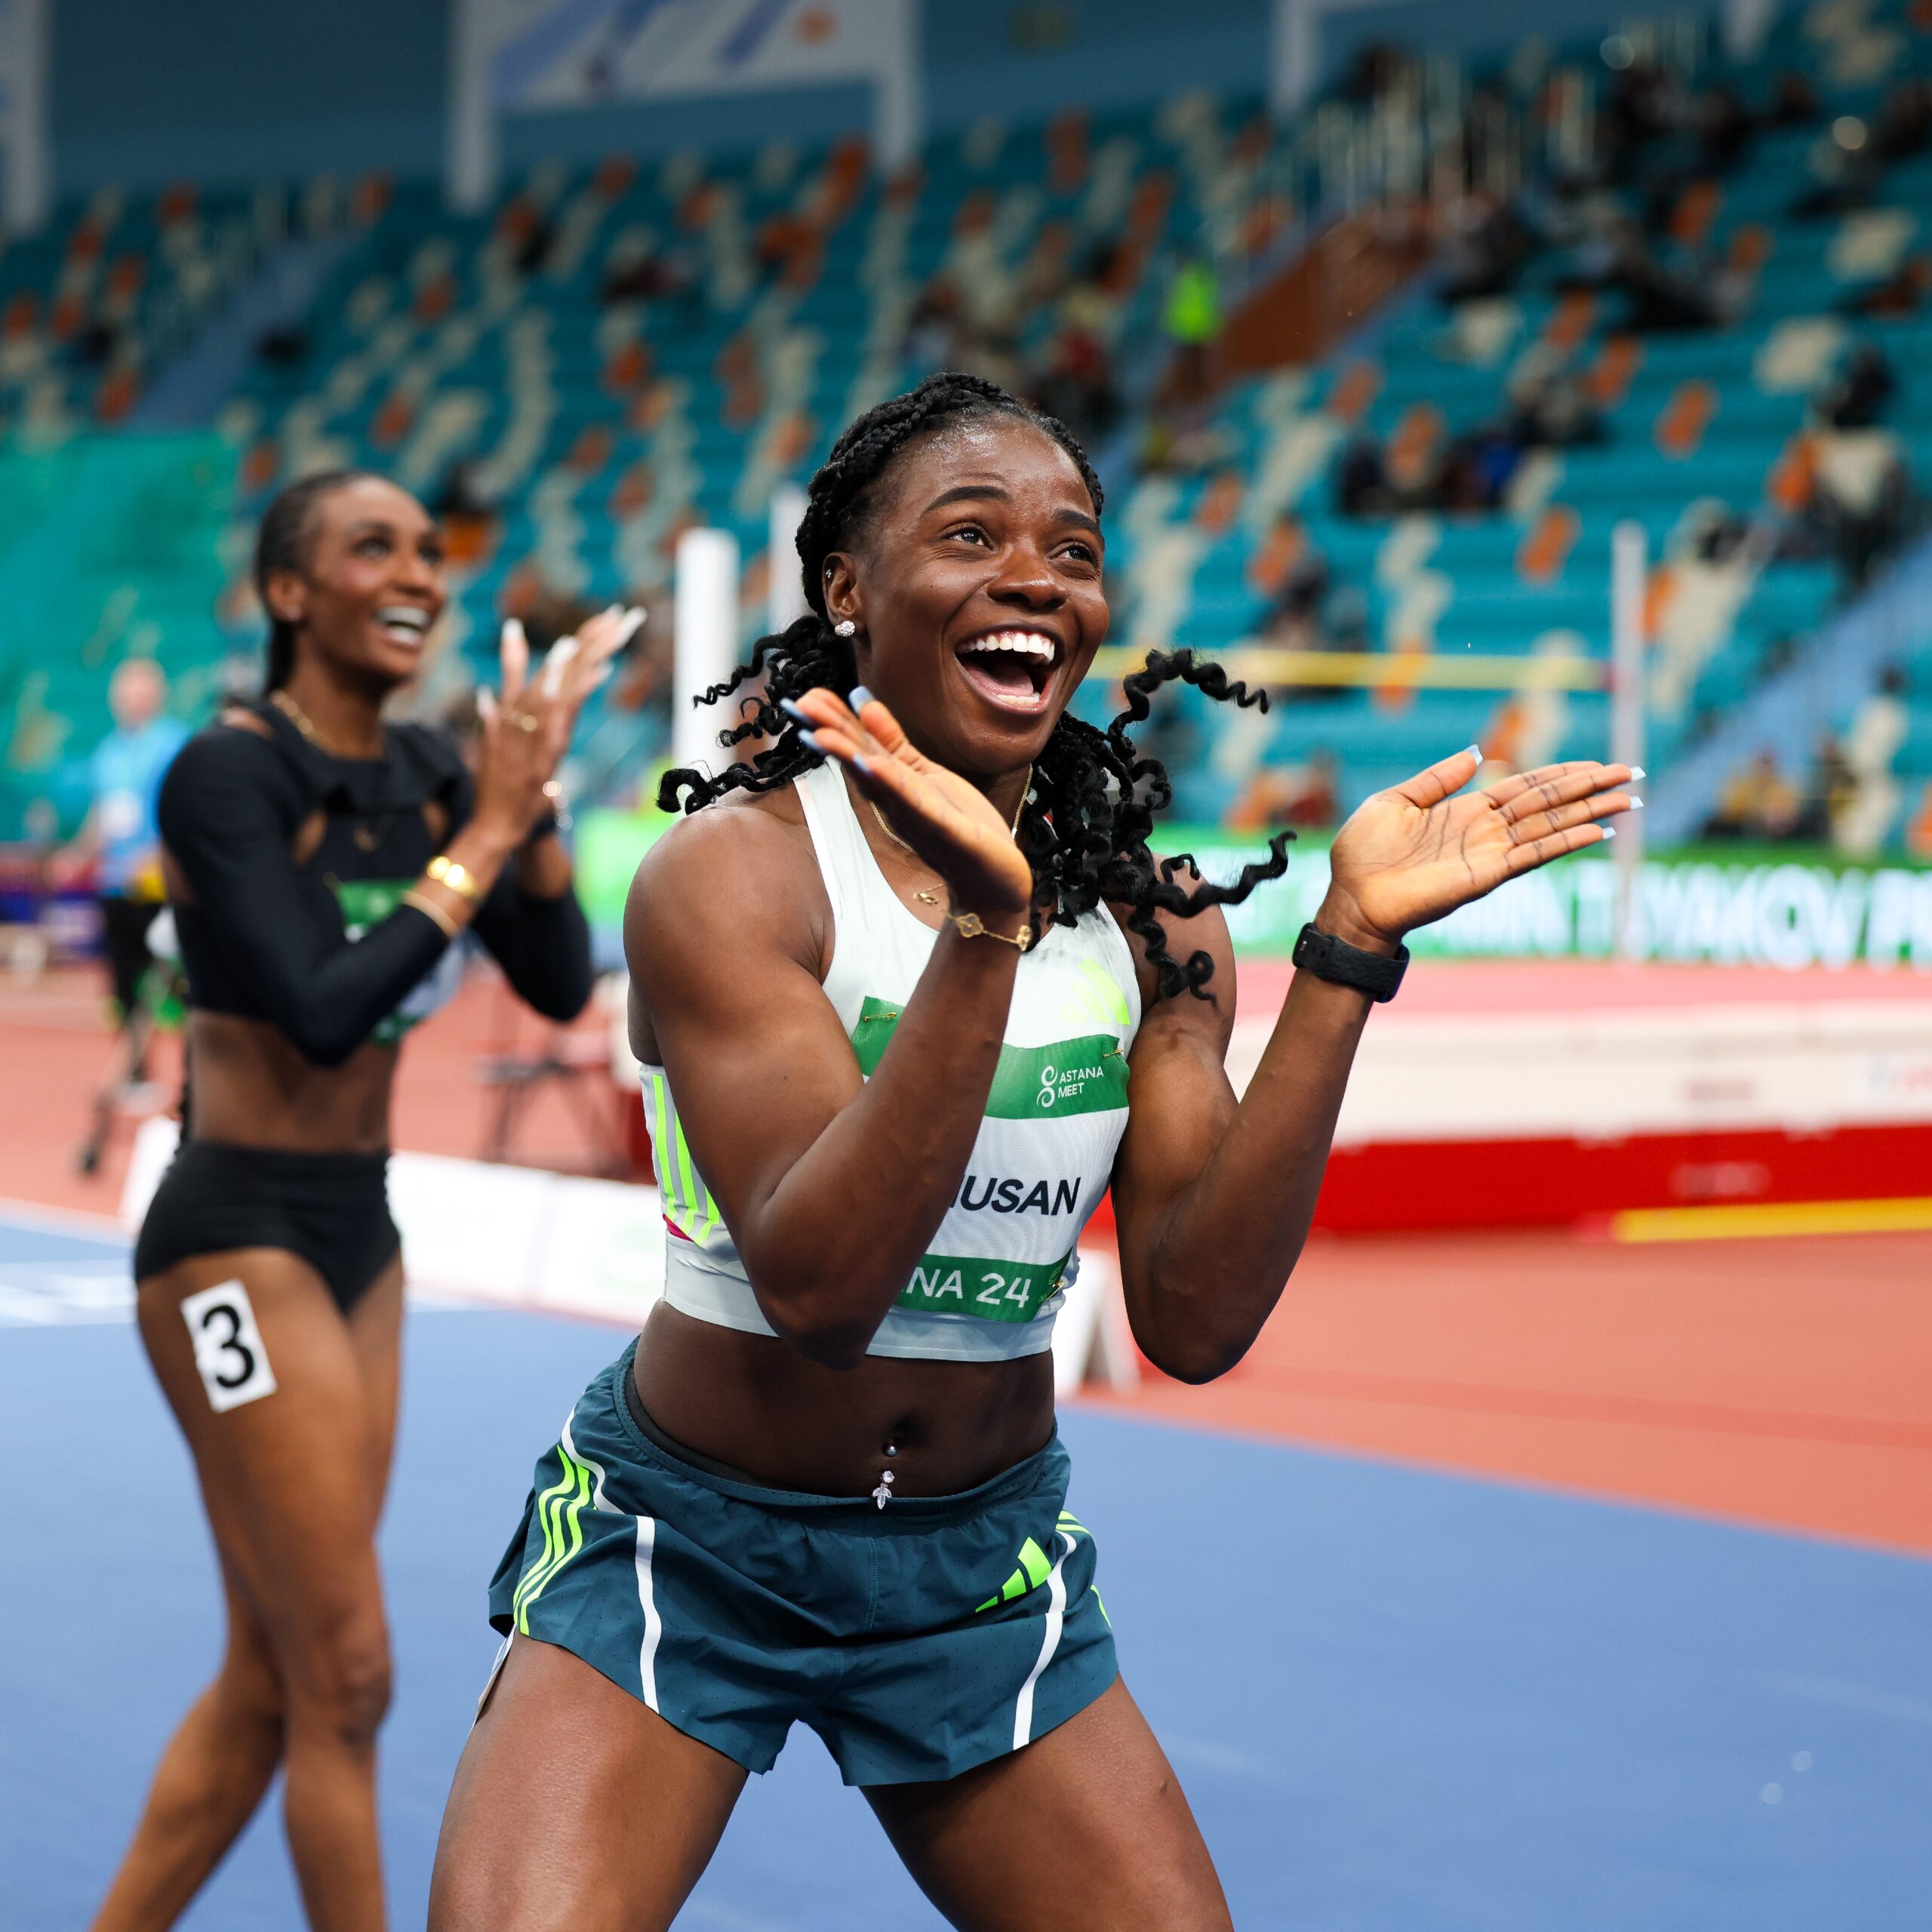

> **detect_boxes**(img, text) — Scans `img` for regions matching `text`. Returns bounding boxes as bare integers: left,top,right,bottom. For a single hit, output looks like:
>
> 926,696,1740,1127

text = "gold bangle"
401,888,460,941
947,907,1032,949
426,854,483,902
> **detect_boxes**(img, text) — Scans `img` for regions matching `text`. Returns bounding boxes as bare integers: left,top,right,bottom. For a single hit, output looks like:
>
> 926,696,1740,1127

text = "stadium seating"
1103,0,1932,832
11,1,1932,849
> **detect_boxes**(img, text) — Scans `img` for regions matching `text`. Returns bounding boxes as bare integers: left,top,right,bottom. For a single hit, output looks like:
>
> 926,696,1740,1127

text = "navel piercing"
871,1440,899,1509
835,619,857,638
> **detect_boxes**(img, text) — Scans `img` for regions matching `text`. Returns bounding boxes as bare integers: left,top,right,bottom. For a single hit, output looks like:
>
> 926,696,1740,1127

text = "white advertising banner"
488,0,901,109
451,0,918,208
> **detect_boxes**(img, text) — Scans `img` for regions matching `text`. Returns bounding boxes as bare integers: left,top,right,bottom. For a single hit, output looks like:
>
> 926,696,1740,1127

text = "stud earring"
835,619,857,638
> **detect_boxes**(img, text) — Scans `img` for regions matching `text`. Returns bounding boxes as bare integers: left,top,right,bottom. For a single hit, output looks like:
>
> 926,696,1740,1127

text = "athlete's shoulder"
158,714,306,838
634,786,809,890
162,712,297,791
626,785,824,968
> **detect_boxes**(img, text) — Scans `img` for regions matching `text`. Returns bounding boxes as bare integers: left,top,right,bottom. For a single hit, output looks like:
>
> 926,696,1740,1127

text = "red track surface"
1088,1224,1932,1557
5,961,1928,1556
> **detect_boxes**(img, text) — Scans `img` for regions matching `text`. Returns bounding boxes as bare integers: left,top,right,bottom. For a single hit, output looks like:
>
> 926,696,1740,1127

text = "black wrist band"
1291,921,1408,1001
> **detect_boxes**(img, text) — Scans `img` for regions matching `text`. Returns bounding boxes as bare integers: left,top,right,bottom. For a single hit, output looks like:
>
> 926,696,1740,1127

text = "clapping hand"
1322,749,1637,950
474,605,642,840
786,686,1034,928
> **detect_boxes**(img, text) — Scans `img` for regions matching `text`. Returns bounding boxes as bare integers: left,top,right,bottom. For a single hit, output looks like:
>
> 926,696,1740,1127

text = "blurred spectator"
1031,323,1120,447
1435,195,1540,304
1795,732,1857,842
1838,255,1932,320
599,234,695,306
48,658,189,1077
1227,751,1340,832
1806,429,1914,589
1255,515,1332,645
1789,118,1881,220
1764,72,1822,130
1335,435,1389,517
1615,225,1726,333
1505,362,1607,448
432,459,501,561
1871,78,1932,165
1697,85,1755,175
1160,254,1223,408
1703,748,1801,840
1816,343,1896,431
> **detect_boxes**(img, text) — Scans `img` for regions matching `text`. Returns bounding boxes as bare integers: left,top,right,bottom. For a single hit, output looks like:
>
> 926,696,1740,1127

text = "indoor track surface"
5,1208,1930,1931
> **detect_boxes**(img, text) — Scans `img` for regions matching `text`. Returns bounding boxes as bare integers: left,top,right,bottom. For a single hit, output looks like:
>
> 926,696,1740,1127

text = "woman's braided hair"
657,371,1292,998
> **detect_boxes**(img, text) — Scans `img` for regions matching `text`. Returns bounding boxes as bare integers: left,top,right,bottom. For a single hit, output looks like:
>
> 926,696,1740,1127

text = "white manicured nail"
477,687,497,722
1628,795,1644,810
503,618,525,648
1629,766,1646,780
1463,743,1482,761
1601,826,1617,840
617,606,646,645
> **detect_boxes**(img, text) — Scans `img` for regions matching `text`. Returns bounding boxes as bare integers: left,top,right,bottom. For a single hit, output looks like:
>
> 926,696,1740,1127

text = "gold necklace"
867,769,1032,911
269,687,348,756
269,687,386,758
866,767,1031,854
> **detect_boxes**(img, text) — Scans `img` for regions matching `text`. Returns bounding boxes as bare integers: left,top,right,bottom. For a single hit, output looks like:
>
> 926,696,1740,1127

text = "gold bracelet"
400,888,460,941
426,854,483,902
946,907,1032,949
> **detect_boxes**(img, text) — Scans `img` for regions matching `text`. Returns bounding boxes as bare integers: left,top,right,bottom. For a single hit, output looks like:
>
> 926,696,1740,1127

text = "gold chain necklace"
269,687,355,758
866,766,1031,855
867,769,1032,917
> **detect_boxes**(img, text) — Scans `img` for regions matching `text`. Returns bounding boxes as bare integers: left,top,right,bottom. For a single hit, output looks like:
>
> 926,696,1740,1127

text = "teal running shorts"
486,1343,1118,1786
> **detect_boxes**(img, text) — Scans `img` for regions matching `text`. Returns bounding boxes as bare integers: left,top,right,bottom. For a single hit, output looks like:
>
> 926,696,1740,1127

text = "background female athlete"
432,374,1634,1930
94,471,630,1932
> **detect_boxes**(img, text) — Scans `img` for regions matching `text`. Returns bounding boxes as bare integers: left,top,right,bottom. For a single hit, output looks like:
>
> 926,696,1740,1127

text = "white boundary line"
0,1195,129,1241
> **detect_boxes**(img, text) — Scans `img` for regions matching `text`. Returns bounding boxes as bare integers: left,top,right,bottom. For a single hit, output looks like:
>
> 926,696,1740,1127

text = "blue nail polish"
800,729,826,756
780,697,811,724
852,754,873,778
851,685,875,709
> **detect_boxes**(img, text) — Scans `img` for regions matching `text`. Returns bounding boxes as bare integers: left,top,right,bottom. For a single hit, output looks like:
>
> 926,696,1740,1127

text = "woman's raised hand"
788,686,1035,927
474,605,643,841
1323,749,1637,949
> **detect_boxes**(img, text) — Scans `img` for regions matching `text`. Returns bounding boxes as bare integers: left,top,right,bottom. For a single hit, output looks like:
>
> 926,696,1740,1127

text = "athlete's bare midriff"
183,1011,399,1154
632,1303,1056,1497
626,781,1062,1499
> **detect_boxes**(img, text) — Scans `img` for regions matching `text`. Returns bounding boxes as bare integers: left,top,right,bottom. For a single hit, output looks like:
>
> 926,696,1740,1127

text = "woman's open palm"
788,687,1035,920
1329,748,1636,946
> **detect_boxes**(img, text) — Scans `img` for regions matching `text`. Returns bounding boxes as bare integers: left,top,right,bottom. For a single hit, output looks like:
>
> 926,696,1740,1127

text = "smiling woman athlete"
92,472,632,1932
431,374,1635,1930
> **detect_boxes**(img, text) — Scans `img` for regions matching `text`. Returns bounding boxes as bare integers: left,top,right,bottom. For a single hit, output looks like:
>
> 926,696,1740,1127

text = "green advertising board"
577,808,1932,974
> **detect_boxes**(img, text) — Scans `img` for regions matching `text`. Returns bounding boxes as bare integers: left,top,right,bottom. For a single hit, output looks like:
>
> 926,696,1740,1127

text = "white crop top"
641,759,1143,1361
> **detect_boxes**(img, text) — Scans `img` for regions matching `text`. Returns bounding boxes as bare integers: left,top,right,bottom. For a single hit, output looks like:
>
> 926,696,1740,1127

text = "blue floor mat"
3,1214,1927,1929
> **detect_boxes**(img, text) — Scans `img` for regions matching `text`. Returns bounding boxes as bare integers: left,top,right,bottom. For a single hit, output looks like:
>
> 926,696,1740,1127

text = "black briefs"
134,1139,400,1314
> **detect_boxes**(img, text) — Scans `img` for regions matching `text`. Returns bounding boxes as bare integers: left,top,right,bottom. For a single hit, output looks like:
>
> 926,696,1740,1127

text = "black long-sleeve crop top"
158,699,593,1068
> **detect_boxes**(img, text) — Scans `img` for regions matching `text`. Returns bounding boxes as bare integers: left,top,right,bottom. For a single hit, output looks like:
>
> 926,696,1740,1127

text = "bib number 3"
181,1280,278,1414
